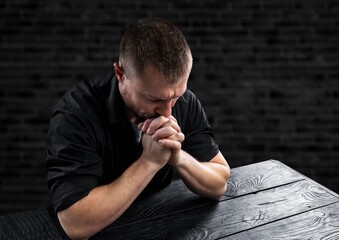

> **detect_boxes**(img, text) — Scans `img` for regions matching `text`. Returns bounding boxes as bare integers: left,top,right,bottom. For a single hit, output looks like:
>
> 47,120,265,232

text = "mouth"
130,110,149,124
128,107,160,124
135,113,161,124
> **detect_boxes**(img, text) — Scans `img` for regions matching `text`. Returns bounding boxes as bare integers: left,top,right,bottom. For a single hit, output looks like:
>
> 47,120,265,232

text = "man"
46,17,230,240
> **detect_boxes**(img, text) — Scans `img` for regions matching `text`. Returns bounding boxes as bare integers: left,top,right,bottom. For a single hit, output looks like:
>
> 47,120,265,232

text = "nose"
156,100,173,118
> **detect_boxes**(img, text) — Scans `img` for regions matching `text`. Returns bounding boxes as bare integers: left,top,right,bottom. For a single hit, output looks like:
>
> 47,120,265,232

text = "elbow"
211,181,228,201
223,164,231,183
212,166,231,201
58,211,91,240
64,228,89,240
66,231,89,240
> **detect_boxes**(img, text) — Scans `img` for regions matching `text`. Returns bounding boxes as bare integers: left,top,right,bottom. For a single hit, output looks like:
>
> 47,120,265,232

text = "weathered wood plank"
225,160,303,198
107,160,304,229
92,179,339,239
276,160,339,198
221,202,339,240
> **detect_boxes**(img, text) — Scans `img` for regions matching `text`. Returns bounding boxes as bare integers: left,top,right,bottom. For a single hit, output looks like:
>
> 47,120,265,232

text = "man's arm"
169,151,229,200
140,116,230,200
57,134,171,240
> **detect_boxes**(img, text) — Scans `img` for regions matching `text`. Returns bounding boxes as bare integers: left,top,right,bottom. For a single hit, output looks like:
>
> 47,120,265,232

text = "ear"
114,62,124,82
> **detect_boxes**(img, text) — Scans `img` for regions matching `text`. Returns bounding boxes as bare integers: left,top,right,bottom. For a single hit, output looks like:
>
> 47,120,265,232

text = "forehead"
134,65,189,98
145,82,187,101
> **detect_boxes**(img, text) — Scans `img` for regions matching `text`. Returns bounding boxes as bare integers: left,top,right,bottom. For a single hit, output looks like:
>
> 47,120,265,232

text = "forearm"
172,151,230,200
58,158,159,240
139,116,230,197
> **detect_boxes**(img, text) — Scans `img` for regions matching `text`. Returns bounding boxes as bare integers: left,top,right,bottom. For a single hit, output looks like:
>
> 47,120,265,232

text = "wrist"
138,154,165,172
169,150,186,168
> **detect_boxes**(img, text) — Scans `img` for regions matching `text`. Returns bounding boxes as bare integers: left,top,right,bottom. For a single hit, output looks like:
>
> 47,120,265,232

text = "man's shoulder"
89,72,116,88
177,88,196,104
53,73,116,118
173,89,202,124
175,88,202,110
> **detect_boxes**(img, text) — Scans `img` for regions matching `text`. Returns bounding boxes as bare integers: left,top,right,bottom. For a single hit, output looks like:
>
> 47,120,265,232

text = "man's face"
117,64,189,124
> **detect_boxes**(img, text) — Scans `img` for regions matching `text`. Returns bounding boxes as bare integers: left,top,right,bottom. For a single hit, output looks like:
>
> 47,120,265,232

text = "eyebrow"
147,95,178,101
147,91,185,102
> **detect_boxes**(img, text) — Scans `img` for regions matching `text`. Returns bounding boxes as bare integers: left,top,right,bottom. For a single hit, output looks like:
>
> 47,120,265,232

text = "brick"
1,0,339,215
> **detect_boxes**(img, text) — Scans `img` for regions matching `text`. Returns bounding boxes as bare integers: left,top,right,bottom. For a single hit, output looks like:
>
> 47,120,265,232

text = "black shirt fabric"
46,73,219,212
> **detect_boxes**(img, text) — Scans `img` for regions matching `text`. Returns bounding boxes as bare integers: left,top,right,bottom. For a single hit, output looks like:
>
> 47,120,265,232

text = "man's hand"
139,115,230,201
140,131,172,169
138,116,185,166
139,116,181,135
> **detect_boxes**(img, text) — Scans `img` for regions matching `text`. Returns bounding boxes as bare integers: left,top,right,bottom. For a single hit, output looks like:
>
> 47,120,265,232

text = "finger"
169,115,178,123
141,119,154,133
147,116,170,135
152,127,177,141
158,139,182,151
175,132,185,142
159,131,185,143
162,119,181,133
153,128,185,143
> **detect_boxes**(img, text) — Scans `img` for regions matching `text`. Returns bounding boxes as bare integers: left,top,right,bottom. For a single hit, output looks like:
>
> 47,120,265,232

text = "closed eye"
146,93,183,103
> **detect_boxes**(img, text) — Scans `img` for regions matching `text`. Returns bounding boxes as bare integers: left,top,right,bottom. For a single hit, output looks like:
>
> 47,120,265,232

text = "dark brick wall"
1,0,338,214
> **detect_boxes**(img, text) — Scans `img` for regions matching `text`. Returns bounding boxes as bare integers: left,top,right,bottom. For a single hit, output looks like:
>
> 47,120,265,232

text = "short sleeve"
46,108,102,212
174,90,219,162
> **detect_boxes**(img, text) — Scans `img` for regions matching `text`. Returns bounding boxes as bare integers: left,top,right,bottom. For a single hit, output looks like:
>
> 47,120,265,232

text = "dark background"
1,0,338,215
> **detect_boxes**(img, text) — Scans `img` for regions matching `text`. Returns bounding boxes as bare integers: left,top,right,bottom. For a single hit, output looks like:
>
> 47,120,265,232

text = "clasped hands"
138,115,185,167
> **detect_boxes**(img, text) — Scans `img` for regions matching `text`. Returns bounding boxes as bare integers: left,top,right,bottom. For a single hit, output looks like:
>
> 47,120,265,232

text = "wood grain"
106,160,304,229
92,179,339,239
225,160,303,198
221,202,339,240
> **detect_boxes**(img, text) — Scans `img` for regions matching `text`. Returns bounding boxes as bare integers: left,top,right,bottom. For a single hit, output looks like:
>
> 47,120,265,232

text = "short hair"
119,18,192,83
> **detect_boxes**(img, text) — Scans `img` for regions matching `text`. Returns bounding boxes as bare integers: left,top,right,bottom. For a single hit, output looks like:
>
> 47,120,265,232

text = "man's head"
114,18,193,123
118,17,192,82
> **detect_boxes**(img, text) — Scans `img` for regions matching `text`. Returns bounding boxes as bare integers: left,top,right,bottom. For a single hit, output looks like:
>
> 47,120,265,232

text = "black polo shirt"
46,73,219,212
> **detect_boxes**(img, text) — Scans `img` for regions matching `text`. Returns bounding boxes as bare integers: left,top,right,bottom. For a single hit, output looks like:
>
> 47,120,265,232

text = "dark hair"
119,18,192,83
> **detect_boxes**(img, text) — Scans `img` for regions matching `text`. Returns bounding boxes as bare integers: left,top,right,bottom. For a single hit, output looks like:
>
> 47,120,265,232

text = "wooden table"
91,160,339,240
1,160,338,239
